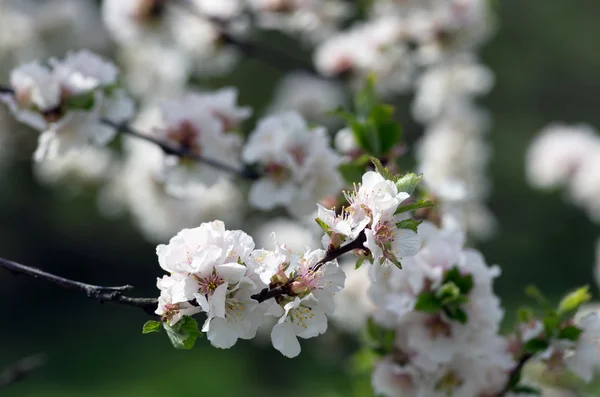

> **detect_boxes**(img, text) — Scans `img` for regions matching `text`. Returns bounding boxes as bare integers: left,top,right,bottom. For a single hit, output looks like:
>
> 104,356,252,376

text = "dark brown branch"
0,86,14,95
0,257,158,315
100,119,260,180
251,232,367,302
496,353,534,396
0,354,46,390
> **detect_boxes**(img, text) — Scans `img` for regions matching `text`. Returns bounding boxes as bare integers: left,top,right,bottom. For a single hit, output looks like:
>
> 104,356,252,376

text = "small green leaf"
394,200,434,215
558,285,591,318
355,257,366,269
396,219,422,233
558,325,582,341
525,285,549,307
395,173,423,195
523,338,549,354
414,292,443,314
517,307,535,323
543,312,560,337
512,386,541,395
350,348,377,374
142,320,162,334
163,316,202,350
444,306,468,324
368,105,401,155
339,163,366,184
315,217,332,236
443,267,474,295
370,157,395,181
64,91,96,111
355,74,377,118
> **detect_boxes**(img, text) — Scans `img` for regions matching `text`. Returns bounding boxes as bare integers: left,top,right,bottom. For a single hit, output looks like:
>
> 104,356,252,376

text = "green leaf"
350,349,377,374
354,74,377,118
512,386,541,395
163,316,202,350
339,162,366,184
523,338,549,354
443,267,474,295
395,173,423,195
558,285,591,318
525,285,549,307
370,157,395,181
64,92,96,111
444,306,468,324
327,106,357,123
414,292,443,314
142,320,162,334
351,121,379,155
558,325,583,341
315,217,332,236
365,317,395,353
517,307,535,323
396,219,422,233
355,257,366,269
543,312,560,337
368,105,401,155
394,200,434,215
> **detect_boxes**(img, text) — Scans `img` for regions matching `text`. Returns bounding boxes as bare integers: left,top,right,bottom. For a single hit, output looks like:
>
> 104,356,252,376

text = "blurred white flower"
242,112,343,217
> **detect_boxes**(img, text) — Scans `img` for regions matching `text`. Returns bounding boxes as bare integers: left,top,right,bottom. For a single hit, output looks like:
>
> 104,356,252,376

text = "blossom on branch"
1,50,134,161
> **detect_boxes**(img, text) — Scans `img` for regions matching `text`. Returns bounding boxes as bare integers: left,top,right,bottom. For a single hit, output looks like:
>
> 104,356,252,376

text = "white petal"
392,229,421,257
215,263,246,284
210,282,229,318
206,317,239,349
271,322,302,358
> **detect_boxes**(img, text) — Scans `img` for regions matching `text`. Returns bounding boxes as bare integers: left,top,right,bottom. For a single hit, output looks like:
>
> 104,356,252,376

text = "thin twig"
101,119,260,180
0,87,260,180
0,354,47,390
0,257,158,315
251,232,367,302
496,353,534,396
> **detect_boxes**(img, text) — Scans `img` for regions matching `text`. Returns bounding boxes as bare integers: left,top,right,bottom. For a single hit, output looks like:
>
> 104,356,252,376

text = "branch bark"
0,257,158,315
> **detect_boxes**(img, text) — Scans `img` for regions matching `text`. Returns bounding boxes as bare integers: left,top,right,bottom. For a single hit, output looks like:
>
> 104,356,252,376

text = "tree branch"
0,257,158,315
496,353,534,396
0,354,47,390
100,119,260,180
0,87,261,180
251,232,367,302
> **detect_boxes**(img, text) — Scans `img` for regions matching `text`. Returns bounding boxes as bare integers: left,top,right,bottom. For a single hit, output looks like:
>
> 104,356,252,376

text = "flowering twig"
0,86,260,180
0,256,158,315
0,354,47,390
250,232,367,302
100,119,261,180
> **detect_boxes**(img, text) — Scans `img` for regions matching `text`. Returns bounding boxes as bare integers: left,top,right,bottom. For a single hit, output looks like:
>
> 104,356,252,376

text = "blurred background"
2,0,600,396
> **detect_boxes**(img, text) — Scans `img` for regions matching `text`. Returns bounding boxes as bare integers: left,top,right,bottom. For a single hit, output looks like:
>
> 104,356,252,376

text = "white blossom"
242,112,343,217
2,50,134,161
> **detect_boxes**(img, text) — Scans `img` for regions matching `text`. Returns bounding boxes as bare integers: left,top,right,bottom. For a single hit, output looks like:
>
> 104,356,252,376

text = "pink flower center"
425,315,452,339
166,120,201,154
196,272,224,296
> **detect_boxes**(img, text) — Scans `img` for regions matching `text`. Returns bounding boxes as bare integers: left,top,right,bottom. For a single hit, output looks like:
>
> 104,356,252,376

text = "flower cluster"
368,221,514,396
0,50,133,161
242,111,343,217
317,170,422,268
153,220,346,357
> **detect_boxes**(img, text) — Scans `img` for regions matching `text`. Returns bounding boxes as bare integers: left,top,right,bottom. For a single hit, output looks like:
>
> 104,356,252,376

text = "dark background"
2,1,600,396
